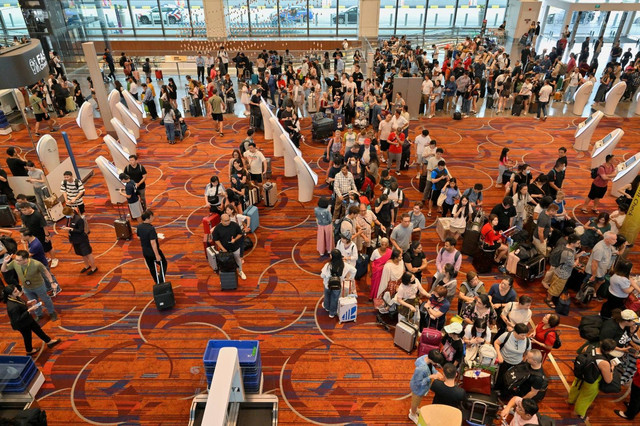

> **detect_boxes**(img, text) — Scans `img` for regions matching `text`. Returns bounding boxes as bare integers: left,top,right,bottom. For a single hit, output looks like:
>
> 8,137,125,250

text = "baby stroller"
354,104,368,129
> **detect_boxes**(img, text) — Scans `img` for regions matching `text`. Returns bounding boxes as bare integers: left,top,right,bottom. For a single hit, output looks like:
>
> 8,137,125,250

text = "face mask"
65,215,72,218
525,170,530,174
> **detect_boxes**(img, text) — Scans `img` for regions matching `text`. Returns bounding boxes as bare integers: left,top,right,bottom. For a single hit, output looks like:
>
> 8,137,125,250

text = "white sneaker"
239,271,247,280
408,410,419,424
50,258,59,268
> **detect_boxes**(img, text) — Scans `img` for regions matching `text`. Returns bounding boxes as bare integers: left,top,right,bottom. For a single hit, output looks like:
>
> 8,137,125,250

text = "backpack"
80,215,90,235
555,292,571,316
576,283,596,305
544,330,562,349
439,248,461,273
328,270,342,291
334,217,353,242
239,138,252,154
573,345,604,384
503,363,531,394
0,236,18,255
142,61,151,73
590,167,599,179
578,315,603,342
549,243,568,268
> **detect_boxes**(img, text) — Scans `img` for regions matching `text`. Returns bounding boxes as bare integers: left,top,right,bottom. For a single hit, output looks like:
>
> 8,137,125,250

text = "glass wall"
485,0,507,28
455,0,487,28
544,6,566,40
427,0,457,30
379,0,397,36
0,0,28,43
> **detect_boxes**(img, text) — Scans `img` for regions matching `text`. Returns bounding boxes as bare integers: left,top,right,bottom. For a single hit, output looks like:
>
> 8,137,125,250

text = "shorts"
128,200,143,219
35,113,48,122
588,183,607,200
211,113,224,122
380,140,389,151
548,273,568,297
417,154,424,164
250,173,263,183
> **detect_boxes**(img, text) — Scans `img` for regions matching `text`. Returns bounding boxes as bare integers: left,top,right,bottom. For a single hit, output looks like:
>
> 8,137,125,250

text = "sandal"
427,212,432,217
592,209,599,214
26,349,38,355
545,298,556,309
614,410,629,420
47,339,61,348
581,208,589,214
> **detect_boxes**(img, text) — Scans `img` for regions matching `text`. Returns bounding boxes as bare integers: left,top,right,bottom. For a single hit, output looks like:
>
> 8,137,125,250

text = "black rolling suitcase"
463,391,501,425
516,254,545,281
472,248,494,274
114,203,132,240
220,271,238,290
511,95,524,116
250,113,262,130
0,205,16,226
153,261,175,310
312,117,334,140
461,228,481,256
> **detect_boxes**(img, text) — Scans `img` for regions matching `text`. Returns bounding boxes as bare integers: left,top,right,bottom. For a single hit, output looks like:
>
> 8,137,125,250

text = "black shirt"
137,222,160,258
431,380,467,408
212,222,243,252
6,157,28,176
403,251,426,269
519,364,548,402
546,168,564,196
21,211,47,241
124,164,148,190
490,204,516,231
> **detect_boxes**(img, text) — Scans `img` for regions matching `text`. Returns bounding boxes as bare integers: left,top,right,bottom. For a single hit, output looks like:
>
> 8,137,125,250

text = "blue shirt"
314,207,332,226
125,181,139,204
445,81,457,97
410,356,437,396
28,238,48,266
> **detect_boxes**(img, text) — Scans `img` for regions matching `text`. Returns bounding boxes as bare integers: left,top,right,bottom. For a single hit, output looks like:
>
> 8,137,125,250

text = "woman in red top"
387,131,403,176
530,313,560,362
481,214,509,263
581,154,616,214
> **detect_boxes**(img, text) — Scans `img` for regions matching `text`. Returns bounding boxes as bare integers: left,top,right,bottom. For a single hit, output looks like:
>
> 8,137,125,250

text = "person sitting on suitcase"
212,214,246,281
500,397,540,426
408,349,446,425
396,272,430,324
481,213,510,273
421,286,450,331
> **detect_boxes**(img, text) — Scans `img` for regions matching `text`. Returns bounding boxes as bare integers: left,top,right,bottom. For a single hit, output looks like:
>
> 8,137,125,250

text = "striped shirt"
60,178,85,206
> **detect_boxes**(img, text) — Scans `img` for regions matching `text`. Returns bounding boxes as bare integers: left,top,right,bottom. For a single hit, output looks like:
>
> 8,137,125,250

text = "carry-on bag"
114,203,132,240
394,319,419,353
153,261,175,311
262,181,277,207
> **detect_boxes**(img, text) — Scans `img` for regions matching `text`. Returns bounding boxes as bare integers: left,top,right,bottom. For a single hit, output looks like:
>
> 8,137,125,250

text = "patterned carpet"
0,111,638,426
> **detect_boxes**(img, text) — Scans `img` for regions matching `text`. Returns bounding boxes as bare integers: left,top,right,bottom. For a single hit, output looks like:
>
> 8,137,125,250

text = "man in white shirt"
243,143,267,184
218,46,229,75
414,129,432,178
420,76,433,116
536,80,553,121
390,109,409,138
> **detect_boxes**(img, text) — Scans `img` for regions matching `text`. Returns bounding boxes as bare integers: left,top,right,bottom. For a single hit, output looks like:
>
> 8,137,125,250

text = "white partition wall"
611,153,640,197
603,81,627,116
76,101,98,140
269,117,296,177
108,89,123,122
115,103,141,139
635,91,640,116
95,156,127,204
574,110,604,152
591,129,623,169
36,134,61,171
261,100,280,157
104,135,130,171
122,90,144,123
110,117,138,155
294,156,318,203
572,81,594,116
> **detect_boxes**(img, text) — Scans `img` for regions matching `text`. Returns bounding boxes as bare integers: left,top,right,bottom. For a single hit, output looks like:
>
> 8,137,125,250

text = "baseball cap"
444,322,463,334
621,309,639,322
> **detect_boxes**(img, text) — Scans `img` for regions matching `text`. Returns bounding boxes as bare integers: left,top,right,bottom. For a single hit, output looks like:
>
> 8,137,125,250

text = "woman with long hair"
320,249,356,318
514,183,534,230
496,147,516,188
450,195,473,239
2,284,60,355
204,176,226,215
496,75,512,114
167,77,178,109
580,211,611,250
441,177,460,218
161,103,176,144
60,206,97,274
601,260,640,319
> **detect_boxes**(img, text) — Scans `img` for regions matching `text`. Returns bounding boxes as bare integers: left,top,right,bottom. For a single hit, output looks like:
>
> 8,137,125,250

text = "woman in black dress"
60,206,97,274
2,284,60,355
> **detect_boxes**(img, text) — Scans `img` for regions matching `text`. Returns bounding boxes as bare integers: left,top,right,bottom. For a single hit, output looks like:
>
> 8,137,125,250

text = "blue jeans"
564,86,577,103
537,101,548,118
23,284,56,317
164,122,175,142
323,287,341,316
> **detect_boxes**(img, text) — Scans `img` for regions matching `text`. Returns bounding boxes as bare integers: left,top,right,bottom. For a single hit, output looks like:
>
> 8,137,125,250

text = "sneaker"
408,411,419,425
52,286,62,297
328,314,335,318
498,265,507,274
87,268,99,275
50,258,59,268
239,271,247,280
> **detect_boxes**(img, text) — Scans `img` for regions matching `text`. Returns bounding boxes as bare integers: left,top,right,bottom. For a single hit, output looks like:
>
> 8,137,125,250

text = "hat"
621,309,639,322
347,124,353,129
444,322,463,334
364,138,371,144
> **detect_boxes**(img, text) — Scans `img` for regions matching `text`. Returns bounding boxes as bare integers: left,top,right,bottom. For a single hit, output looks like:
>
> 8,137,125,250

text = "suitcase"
181,96,191,113
338,281,357,323
202,213,220,234
312,117,334,140
554,91,562,101
247,187,260,206
394,319,419,353
152,263,175,311
485,96,494,110
355,253,369,279
206,246,218,272
528,100,538,114
418,174,428,192
511,95,524,116
436,98,444,111
472,248,494,274
244,205,259,232
435,218,453,242
265,157,272,179
262,181,277,207
65,96,76,112
461,229,480,256
220,270,238,290
417,327,442,357
226,99,235,114
464,391,501,425
0,205,16,226
114,218,132,240
251,74,259,85
516,254,545,281
217,251,237,272
250,113,262,129
400,141,411,170
155,69,163,80
565,267,586,292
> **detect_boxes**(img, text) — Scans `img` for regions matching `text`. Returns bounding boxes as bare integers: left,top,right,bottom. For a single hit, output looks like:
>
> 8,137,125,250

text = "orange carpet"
0,112,638,425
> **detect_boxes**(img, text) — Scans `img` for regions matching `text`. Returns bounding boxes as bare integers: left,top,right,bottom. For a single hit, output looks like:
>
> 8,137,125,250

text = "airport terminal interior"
1,0,640,425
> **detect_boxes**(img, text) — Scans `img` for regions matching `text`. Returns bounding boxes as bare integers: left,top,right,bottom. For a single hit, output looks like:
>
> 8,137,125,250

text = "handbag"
625,291,640,313
437,192,447,207
461,369,492,395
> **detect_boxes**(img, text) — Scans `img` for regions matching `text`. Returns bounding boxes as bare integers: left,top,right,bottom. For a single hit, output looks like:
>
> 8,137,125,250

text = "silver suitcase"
394,319,418,353
206,246,218,272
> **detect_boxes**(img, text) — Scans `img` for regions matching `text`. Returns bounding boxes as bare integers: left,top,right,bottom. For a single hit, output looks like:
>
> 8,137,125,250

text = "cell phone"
34,302,42,308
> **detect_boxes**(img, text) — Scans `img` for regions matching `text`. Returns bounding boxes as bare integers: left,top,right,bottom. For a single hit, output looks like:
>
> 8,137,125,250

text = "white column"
359,0,380,39
504,0,542,60
203,0,228,40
